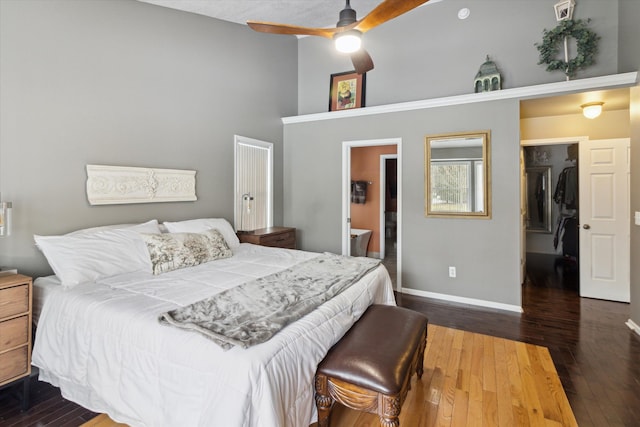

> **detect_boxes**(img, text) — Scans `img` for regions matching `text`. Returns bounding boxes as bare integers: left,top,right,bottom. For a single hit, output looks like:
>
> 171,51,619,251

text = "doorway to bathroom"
342,138,402,292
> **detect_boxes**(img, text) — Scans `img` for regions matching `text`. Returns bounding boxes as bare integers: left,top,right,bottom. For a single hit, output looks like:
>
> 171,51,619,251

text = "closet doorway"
521,141,580,294
521,137,630,302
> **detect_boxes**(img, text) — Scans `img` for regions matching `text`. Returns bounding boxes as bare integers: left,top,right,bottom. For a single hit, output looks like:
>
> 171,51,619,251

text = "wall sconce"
239,193,254,232
581,102,604,119
0,194,12,237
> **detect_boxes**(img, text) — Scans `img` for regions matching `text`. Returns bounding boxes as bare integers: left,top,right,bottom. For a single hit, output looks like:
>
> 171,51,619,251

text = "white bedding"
32,243,395,427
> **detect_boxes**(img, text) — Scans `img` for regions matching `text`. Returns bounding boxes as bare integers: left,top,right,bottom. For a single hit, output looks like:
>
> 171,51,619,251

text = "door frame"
233,135,274,231
379,154,398,260
342,138,402,292
520,136,588,285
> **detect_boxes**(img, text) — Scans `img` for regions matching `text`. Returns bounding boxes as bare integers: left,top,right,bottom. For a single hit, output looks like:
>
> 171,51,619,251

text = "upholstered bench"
314,304,428,427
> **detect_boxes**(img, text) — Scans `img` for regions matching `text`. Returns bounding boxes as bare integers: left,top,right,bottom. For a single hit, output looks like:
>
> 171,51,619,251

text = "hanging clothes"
553,166,577,209
534,172,545,221
553,214,578,258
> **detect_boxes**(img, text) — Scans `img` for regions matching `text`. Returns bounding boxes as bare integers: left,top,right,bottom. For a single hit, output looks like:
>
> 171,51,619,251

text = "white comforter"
32,244,395,427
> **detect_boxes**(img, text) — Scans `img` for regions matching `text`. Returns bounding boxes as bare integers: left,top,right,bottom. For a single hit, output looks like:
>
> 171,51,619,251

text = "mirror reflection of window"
430,160,485,212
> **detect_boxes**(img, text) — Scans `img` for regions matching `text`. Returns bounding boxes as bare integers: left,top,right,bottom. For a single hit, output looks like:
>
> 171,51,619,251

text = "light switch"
635,211,640,226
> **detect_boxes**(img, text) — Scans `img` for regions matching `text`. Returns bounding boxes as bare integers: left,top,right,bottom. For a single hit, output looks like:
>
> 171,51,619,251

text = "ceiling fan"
247,0,430,74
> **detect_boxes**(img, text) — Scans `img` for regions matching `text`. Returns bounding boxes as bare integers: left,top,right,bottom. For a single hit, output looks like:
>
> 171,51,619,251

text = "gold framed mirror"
424,130,491,218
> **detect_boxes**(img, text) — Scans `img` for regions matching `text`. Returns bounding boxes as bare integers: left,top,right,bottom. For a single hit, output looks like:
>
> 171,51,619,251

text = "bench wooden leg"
380,394,402,427
416,333,427,379
315,374,333,427
380,416,400,427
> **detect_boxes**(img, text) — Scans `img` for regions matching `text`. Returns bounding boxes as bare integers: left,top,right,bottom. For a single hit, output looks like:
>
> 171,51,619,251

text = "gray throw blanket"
159,253,381,350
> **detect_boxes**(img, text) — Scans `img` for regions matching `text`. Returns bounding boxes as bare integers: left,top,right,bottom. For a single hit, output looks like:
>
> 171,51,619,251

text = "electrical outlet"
448,266,456,278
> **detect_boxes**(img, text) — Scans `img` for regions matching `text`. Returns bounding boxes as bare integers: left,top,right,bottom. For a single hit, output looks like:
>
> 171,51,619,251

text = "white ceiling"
136,0,630,119
520,88,630,119
137,0,390,28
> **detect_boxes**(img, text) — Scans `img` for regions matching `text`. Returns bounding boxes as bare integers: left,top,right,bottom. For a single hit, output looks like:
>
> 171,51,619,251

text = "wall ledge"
283,72,638,124
626,319,640,336
401,287,524,313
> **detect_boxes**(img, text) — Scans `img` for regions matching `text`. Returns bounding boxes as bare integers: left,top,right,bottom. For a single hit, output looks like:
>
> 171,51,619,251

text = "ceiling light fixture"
581,102,604,119
458,8,470,20
334,30,362,53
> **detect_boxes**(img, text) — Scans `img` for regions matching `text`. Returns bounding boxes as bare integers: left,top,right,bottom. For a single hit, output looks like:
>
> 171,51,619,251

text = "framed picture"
329,71,366,112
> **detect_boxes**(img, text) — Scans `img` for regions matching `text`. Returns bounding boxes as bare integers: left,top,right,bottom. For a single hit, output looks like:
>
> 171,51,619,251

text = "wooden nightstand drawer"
238,227,297,249
0,315,29,352
0,284,29,319
260,230,296,248
0,346,29,384
0,274,33,392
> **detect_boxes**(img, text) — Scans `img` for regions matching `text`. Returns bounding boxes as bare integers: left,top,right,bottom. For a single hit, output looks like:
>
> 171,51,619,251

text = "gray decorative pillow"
141,229,232,275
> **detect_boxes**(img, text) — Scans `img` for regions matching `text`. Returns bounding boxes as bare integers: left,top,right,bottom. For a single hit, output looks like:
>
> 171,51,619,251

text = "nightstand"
237,227,296,249
0,274,33,410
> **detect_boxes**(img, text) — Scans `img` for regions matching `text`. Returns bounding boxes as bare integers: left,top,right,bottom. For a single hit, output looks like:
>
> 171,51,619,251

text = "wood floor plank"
437,328,464,426
504,339,529,426
493,338,515,427
481,390,498,427
456,331,474,394
450,388,469,426
515,341,546,427
482,335,497,393
527,344,564,425
468,332,484,404
81,414,126,427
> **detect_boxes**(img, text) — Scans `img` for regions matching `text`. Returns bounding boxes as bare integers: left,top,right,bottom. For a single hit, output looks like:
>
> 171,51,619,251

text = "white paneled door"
579,138,630,302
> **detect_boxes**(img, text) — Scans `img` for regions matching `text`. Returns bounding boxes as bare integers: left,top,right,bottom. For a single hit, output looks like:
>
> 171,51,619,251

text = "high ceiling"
136,0,630,119
136,0,406,28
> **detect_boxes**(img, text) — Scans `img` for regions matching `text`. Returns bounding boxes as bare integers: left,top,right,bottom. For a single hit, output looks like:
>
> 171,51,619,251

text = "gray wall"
619,0,640,73
298,0,619,115
0,0,297,277
621,0,640,329
288,0,637,309
284,100,522,306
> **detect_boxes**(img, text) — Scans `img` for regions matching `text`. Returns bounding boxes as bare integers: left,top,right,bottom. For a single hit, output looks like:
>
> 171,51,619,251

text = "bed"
31,218,395,427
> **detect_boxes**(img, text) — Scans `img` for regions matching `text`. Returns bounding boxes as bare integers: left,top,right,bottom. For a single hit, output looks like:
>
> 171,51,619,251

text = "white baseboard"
401,287,524,313
626,319,640,336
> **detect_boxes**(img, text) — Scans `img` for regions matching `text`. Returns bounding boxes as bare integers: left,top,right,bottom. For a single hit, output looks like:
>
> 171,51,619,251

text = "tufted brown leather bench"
314,304,428,427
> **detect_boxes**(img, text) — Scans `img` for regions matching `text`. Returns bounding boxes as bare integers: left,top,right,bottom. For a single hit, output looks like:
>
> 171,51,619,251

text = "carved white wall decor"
86,165,197,205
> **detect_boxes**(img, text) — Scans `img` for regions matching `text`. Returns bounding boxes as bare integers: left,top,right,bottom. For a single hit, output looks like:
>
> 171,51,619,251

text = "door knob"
583,224,591,230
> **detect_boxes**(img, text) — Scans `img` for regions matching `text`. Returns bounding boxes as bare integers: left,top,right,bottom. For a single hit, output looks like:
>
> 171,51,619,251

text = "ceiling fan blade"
247,21,337,38
355,0,431,33
351,48,374,74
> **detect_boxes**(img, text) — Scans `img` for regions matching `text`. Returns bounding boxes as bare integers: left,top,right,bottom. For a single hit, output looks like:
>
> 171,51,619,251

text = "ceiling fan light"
334,31,361,53
581,102,604,119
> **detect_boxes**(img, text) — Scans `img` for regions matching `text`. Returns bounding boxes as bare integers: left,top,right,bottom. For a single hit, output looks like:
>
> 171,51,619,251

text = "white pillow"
34,228,152,289
66,219,161,236
162,218,240,249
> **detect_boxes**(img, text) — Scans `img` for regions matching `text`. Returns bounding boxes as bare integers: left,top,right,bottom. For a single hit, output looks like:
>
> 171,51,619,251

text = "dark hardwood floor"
1,252,638,426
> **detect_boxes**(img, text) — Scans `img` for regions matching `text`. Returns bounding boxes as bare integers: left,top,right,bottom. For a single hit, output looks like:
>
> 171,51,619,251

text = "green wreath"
535,19,599,78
